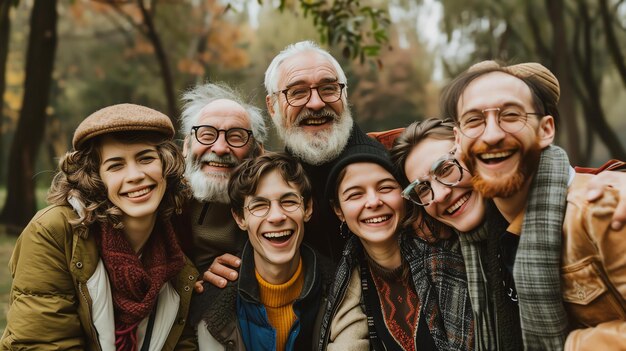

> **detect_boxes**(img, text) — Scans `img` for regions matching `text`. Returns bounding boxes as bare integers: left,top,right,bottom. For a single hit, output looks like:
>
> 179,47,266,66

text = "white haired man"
177,82,267,273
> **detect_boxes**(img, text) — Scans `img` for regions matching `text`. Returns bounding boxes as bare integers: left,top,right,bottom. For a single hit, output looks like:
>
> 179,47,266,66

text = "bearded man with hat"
1,104,198,350
441,61,626,350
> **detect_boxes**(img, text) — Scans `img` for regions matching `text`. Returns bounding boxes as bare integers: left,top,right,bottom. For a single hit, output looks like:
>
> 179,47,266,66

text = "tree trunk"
545,0,582,164
0,0,57,227
0,0,11,188
599,0,626,87
575,0,626,161
137,0,178,125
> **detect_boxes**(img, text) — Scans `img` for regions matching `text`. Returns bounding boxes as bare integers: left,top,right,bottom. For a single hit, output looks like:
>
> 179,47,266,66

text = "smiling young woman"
318,136,474,351
1,104,198,351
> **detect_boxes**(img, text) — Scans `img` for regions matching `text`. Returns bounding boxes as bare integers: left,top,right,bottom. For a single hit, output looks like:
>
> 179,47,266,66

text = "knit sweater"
256,259,304,351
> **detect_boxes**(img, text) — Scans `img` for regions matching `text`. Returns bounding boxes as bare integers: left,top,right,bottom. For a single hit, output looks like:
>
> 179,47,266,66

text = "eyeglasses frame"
191,125,253,148
275,83,346,107
401,156,469,207
457,106,543,139
244,194,305,218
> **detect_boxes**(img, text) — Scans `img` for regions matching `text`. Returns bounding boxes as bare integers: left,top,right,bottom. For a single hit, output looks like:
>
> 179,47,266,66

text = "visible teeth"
263,230,292,239
206,161,231,168
127,187,151,198
304,118,328,125
447,193,470,214
480,151,513,160
364,216,390,224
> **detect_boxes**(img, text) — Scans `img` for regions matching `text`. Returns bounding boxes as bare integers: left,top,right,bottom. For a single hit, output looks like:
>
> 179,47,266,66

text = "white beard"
272,105,353,165
185,152,240,204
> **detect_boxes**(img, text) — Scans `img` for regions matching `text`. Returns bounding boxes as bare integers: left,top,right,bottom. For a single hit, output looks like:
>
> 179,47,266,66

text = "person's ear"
454,126,462,147
182,135,190,157
266,95,275,116
537,115,555,148
304,199,313,222
232,209,248,231
332,201,345,222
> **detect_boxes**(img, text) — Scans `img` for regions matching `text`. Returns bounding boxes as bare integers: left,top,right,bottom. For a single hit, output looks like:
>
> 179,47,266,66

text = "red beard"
461,136,542,199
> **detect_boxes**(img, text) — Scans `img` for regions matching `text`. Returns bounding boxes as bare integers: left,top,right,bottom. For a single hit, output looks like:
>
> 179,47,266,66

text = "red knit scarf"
98,220,185,351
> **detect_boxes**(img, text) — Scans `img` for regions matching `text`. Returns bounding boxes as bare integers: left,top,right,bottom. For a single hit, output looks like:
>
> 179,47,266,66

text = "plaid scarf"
98,220,185,351
459,212,523,351
401,233,475,351
513,144,570,349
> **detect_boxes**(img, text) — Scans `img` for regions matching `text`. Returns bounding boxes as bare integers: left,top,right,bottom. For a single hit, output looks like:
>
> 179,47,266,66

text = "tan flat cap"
468,60,560,104
73,103,174,149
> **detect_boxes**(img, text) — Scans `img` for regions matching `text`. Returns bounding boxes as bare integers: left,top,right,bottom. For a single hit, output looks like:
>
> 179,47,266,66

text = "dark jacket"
191,241,333,351
319,233,474,351
291,122,372,262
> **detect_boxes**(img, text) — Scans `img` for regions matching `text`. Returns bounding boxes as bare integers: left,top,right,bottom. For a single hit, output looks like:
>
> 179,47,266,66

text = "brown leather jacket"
561,174,626,350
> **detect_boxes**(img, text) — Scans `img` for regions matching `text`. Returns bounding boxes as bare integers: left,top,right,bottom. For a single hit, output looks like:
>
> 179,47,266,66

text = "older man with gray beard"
263,40,385,262
178,82,266,272
202,41,389,288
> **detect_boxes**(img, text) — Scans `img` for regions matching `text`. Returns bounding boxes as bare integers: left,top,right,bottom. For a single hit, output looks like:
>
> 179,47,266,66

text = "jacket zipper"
320,268,353,351
78,281,103,351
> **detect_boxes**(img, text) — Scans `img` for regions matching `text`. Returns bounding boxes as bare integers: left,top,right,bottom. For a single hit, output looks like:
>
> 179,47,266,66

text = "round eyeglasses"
244,193,304,217
277,82,345,107
191,125,253,148
401,156,469,206
458,107,542,139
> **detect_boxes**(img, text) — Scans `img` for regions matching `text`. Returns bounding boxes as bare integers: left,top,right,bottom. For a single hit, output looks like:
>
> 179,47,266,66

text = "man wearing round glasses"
443,61,626,350
191,152,332,351
179,82,267,272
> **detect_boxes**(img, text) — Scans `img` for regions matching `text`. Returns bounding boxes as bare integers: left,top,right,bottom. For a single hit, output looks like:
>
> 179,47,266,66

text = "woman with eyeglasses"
318,136,474,351
1,104,198,351
390,117,626,351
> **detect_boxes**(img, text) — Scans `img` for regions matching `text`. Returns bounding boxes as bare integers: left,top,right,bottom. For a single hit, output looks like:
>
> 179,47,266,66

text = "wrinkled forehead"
277,51,340,87
197,98,251,128
457,71,534,116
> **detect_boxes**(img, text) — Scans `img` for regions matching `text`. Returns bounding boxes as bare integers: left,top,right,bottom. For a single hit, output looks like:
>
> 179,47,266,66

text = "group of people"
1,40,625,351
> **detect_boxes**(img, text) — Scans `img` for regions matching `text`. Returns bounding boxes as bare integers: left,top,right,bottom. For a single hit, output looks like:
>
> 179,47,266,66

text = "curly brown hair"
390,118,456,241
47,131,190,230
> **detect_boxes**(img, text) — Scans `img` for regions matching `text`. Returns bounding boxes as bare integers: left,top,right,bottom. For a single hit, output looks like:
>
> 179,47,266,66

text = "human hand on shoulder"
194,253,241,293
585,171,626,231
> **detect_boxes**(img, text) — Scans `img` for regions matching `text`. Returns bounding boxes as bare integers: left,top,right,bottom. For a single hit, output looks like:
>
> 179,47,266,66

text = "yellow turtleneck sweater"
255,259,304,351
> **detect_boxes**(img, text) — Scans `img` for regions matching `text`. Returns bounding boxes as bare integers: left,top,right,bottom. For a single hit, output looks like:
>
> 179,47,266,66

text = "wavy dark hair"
47,131,191,230
390,118,457,242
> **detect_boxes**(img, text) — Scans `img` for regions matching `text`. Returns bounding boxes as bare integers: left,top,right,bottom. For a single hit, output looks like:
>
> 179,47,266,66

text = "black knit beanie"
325,131,397,201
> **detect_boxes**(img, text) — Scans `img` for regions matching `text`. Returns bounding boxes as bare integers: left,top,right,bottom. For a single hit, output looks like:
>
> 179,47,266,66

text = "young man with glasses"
177,82,267,275
441,61,626,350
190,152,332,351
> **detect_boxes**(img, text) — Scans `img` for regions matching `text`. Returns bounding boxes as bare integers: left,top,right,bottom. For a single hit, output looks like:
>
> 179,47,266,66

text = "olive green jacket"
1,205,199,351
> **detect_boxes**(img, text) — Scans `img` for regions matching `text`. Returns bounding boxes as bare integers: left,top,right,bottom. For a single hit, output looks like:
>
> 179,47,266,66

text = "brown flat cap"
468,60,560,104
73,103,174,149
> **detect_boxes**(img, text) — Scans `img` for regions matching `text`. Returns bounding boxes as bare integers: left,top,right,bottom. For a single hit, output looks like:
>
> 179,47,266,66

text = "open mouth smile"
123,185,155,198
262,230,294,244
362,215,391,224
300,116,333,126
477,149,515,164
446,193,470,215
203,161,233,168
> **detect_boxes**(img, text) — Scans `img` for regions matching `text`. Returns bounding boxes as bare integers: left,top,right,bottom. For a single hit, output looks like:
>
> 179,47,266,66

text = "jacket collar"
238,241,320,304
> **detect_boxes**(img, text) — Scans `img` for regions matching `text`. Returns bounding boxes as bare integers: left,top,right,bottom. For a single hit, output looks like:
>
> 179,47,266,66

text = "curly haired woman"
1,104,198,351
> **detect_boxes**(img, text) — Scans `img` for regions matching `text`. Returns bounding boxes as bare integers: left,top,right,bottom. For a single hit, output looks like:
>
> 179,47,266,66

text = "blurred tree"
0,0,57,226
346,27,434,132
0,0,392,228
436,0,626,164
0,0,13,189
